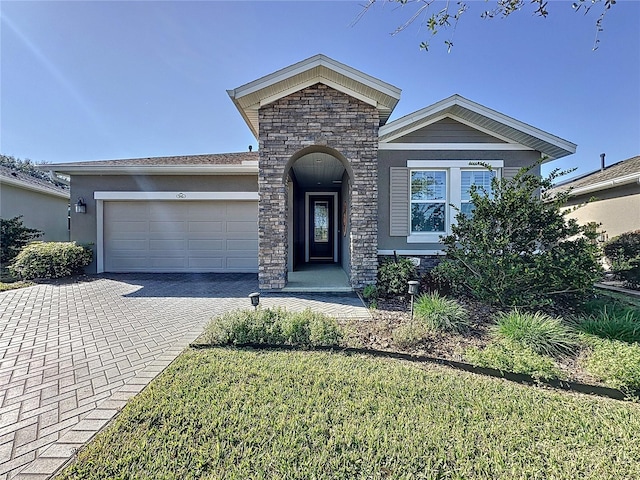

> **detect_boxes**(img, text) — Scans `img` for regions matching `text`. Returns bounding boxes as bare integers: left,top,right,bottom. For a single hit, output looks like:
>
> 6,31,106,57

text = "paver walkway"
0,274,369,479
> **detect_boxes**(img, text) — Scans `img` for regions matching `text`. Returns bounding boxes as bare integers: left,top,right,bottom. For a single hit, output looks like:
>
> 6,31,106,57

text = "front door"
308,195,335,262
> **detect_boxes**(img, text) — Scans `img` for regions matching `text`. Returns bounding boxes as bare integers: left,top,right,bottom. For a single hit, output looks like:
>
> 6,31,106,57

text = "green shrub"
1,216,42,265
582,338,640,391
202,308,342,347
492,310,577,357
413,292,469,333
362,284,377,300
603,230,640,290
465,340,563,380
392,322,428,348
573,307,640,344
9,242,92,279
377,257,417,297
431,161,602,309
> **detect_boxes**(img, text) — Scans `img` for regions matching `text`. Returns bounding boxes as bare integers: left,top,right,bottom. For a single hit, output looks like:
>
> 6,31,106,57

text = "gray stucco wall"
0,184,69,242
377,149,542,252
70,174,258,273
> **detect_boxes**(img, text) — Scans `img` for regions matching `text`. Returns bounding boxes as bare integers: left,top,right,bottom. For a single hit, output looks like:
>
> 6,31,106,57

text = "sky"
1,0,639,179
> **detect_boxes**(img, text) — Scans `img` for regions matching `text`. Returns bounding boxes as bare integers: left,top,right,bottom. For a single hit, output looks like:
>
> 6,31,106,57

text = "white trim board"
407,160,504,168
379,143,531,151
378,250,445,256
94,191,259,201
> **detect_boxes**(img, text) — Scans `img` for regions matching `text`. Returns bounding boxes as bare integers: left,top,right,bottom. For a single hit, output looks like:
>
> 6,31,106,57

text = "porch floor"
282,264,352,292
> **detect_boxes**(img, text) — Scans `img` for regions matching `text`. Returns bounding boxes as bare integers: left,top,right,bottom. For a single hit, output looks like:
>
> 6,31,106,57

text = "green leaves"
0,216,42,265
433,160,603,309
9,241,92,279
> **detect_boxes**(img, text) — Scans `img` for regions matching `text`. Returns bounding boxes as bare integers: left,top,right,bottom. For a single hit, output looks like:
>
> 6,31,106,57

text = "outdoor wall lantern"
75,197,87,214
407,281,420,318
249,292,260,310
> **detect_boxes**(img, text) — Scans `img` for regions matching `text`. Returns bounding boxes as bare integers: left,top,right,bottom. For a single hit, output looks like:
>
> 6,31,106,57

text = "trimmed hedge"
9,242,92,280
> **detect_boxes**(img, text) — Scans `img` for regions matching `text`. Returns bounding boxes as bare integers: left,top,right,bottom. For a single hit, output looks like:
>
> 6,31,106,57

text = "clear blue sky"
1,0,638,178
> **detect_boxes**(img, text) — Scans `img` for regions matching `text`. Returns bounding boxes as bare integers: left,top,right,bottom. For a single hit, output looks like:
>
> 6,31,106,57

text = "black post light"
249,292,260,310
75,197,87,214
408,281,420,318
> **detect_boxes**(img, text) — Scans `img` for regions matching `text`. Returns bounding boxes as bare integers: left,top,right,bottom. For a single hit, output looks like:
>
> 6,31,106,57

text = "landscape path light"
249,292,260,310
408,281,420,318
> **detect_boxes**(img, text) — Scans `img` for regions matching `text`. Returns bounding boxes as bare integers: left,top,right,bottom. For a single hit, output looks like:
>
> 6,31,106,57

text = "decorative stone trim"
258,83,379,289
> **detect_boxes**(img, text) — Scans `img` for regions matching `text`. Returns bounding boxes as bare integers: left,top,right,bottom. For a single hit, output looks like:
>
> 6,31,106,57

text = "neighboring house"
0,165,70,241
42,55,576,290
548,155,640,241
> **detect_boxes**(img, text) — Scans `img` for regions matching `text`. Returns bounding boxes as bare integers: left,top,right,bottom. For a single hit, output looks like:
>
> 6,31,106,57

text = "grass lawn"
0,280,33,292
59,348,640,480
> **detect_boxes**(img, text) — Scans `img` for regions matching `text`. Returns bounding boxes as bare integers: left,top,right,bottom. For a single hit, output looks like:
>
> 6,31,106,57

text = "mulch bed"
342,295,602,387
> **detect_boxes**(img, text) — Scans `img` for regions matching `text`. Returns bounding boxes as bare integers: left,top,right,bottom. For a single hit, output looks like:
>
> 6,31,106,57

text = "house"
0,165,70,242
42,54,576,290
548,155,640,241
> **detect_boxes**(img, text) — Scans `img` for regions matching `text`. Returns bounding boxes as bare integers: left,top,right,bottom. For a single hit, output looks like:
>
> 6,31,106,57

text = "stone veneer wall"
258,83,379,290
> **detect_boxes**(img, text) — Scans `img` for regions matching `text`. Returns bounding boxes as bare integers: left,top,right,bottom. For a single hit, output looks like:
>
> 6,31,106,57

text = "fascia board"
453,96,577,155
0,176,70,199
569,174,640,196
232,55,401,101
380,94,577,157
43,165,259,176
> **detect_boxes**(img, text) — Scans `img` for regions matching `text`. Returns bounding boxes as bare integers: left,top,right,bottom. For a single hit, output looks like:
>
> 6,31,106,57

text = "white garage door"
103,201,258,272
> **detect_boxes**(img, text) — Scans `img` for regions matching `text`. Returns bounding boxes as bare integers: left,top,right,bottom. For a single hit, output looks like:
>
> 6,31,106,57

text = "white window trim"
408,169,449,242
406,161,503,244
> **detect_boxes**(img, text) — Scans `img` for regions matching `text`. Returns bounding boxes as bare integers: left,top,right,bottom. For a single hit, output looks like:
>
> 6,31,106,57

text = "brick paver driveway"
0,274,369,479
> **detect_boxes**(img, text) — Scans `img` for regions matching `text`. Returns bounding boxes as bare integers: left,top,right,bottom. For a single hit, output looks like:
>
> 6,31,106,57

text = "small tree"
1,216,43,266
603,230,640,289
432,160,603,309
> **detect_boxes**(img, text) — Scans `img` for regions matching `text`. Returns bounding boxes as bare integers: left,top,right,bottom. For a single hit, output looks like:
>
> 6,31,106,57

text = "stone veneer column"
258,84,379,290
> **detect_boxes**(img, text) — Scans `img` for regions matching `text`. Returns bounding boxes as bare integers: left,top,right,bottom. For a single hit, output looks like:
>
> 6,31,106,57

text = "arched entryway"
283,146,353,289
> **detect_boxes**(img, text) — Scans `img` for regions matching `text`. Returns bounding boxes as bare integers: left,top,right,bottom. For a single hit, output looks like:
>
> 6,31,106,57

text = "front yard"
58,348,640,480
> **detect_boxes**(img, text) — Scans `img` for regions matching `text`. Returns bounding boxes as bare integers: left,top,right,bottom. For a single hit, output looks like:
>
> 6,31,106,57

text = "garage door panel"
109,239,148,250
104,200,258,273
149,256,186,268
188,239,225,250
227,221,257,233
226,239,258,251
227,257,259,270
149,239,186,250
188,257,224,268
149,221,186,233
108,222,149,234
188,221,224,233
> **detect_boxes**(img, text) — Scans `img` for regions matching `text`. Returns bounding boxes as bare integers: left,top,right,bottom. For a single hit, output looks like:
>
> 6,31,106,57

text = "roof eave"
379,94,577,160
42,165,259,176
0,176,70,199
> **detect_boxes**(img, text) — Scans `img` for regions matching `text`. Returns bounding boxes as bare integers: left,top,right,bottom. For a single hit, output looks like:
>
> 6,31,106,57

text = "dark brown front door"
308,196,334,262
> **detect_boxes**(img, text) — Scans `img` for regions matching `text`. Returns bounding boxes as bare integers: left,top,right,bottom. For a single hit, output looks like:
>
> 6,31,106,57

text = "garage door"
103,201,258,272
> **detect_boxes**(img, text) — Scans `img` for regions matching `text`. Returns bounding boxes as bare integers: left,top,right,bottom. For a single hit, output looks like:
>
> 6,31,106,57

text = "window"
460,170,495,216
410,170,447,233
401,161,503,243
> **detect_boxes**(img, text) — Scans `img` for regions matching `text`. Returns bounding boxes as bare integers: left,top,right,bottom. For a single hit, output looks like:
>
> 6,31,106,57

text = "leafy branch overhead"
357,0,617,52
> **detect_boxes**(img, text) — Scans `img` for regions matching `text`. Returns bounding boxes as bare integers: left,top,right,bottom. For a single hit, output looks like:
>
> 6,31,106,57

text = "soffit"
379,95,577,160
228,55,401,138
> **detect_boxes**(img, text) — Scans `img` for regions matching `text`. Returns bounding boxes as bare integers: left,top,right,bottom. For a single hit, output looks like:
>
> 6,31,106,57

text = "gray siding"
377,149,542,252
70,174,258,273
389,118,505,144
0,184,69,242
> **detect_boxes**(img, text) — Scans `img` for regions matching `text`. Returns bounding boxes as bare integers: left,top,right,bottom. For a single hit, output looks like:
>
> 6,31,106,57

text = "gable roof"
227,54,402,138
40,152,259,175
379,94,577,160
548,155,640,197
0,165,70,199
